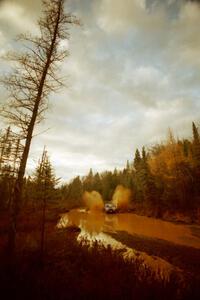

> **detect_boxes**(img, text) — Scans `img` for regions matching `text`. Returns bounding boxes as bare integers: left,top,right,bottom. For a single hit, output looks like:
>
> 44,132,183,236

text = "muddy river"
57,209,200,279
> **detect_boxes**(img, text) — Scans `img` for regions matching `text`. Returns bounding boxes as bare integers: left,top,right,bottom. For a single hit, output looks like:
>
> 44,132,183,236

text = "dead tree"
0,127,23,175
0,0,79,252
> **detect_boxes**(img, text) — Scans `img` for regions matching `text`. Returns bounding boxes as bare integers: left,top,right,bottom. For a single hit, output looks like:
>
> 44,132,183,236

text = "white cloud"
0,30,6,57
170,2,200,67
0,0,200,181
0,1,38,34
95,0,168,34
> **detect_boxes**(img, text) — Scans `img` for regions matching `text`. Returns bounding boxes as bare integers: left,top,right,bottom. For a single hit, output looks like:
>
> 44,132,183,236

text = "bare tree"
0,127,23,210
0,127,23,176
0,0,79,252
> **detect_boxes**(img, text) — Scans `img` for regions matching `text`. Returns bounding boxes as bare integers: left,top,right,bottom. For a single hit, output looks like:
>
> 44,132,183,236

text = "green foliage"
64,176,83,208
30,148,59,205
59,122,200,213
192,122,200,164
191,122,200,201
149,123,199,210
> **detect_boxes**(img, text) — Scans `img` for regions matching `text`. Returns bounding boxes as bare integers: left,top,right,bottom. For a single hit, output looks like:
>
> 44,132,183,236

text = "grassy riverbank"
106,230,200,276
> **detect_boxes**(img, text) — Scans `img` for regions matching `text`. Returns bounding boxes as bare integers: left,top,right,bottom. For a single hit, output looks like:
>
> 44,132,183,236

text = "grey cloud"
0,0,200,181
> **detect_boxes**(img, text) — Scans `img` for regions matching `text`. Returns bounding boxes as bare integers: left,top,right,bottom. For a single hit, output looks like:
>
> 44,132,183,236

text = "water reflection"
77,228,175,280
58,209,200,249
57,209,200,280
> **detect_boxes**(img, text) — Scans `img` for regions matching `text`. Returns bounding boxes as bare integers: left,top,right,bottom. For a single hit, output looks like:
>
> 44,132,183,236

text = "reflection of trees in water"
58,210,200,249
104,214,119,230
115,214,197,247
77,227,174,281
81,212,105,235
57,209,200,280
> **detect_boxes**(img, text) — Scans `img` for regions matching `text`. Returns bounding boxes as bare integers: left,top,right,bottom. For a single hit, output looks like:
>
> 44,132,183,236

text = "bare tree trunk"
7,1,63,253
1,0,79,253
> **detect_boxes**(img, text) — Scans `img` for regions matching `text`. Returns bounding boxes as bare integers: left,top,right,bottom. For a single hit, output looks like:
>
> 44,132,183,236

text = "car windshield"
105,203,116,208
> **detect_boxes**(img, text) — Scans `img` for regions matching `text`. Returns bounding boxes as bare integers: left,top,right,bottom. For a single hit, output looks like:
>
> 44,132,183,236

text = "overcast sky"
0,0,200,182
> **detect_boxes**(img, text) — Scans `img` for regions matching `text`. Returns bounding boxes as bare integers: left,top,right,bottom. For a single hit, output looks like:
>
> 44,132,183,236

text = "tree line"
59,122,200,214
1,122,199,217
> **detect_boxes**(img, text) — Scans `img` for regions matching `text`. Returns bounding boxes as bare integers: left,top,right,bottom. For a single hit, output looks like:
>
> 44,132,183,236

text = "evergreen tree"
33,149,58,203
192,122,200,165
83,168,94,191
142,148,157,207
66,176,83,207
134,149,142,171
33,147,58,260
121,167,133,189
133,147,157,207
133,149,144,202
93,172,103,194
182,139,191,157
126,160,131,173
101,171,115,201
192,122,200,203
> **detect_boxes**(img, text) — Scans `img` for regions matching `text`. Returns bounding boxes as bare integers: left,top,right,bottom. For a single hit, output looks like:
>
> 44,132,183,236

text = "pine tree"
192,122,200,166
66,176,83,208
141,147,157,206
182,139,191,157
133,147,157,207
133,149,144,202
93,172,103,194
121,165,133,189
83,168,94,191
126,160,131,173
134,149,142,171
34,148,57,202
191,122,200,203
33,147,58,260
101,171,114,201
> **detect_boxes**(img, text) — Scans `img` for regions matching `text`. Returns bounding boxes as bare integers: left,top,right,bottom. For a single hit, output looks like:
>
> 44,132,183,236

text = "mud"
106,230,200,275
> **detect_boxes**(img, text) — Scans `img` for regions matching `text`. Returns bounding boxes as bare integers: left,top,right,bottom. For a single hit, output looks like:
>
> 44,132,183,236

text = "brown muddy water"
57,209,200,280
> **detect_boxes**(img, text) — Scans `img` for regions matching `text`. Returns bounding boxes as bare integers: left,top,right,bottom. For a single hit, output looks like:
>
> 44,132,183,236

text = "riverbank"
127,203,200,225
106,230,200,276
0,206,200,299
0,226,199,300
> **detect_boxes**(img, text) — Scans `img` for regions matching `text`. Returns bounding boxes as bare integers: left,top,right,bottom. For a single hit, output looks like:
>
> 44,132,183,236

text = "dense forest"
60,122,200,216
1,122,199,218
